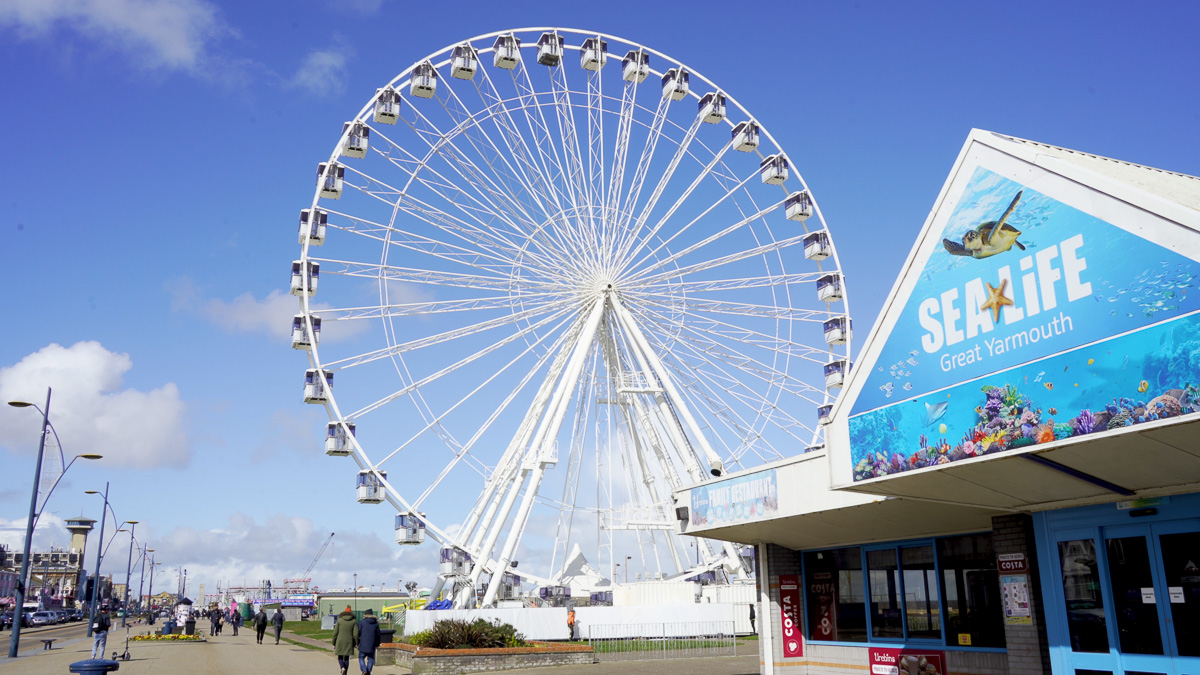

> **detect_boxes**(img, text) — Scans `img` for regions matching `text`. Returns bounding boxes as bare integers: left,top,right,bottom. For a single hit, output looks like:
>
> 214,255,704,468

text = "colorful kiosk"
674,130,1200,675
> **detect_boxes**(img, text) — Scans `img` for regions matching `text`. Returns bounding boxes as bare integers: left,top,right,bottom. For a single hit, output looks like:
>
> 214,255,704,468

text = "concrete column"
991,514,1052,675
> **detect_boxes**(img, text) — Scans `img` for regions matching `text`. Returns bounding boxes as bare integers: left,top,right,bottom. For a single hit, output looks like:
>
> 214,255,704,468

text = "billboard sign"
689,469,778,527
779,574,803,657
848,165,1200,482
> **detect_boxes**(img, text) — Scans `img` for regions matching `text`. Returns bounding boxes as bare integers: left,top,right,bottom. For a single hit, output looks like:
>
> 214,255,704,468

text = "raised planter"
378,641,594,675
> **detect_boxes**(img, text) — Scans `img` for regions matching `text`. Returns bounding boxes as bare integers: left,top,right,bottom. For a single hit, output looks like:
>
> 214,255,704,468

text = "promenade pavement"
0,619,760,675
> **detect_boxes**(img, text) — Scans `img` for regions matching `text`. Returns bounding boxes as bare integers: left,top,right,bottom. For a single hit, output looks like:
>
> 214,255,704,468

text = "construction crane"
283,532,335,593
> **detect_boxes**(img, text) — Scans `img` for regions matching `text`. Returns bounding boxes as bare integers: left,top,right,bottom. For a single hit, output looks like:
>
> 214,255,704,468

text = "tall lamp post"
121,521,139,627
7,390,101,658
84,486,130,638
136,546,153,619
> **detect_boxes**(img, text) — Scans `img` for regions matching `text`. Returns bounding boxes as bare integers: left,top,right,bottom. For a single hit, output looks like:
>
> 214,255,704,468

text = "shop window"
805,534,1005,649
939,534,1005,648
803,546,867,642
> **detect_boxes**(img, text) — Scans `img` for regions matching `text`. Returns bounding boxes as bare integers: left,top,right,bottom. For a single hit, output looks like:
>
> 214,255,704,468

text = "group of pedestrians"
332,606,381,675
206,606,247,636
251,607,285,644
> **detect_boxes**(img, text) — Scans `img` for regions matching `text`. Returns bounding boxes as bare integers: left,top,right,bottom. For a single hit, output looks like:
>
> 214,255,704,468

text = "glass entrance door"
1052,520,1200,675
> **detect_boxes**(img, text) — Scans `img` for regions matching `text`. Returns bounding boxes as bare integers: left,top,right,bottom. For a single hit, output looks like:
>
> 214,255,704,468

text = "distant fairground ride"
292,28,852,608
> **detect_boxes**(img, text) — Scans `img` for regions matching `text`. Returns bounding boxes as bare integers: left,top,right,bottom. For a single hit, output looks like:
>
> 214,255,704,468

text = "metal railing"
587,621,736,661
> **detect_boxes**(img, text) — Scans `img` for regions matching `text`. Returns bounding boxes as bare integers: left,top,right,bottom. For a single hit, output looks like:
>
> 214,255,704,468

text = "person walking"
357,608,381,675
566,607,576,640
209,607,218,636
231,609,241,636
332,605,359,675
271,607,285,645
254,607,268,644
91,608,111,659
749,603,756,634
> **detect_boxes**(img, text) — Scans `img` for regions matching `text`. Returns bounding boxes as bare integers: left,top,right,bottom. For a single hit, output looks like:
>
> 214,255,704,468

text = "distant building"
0,517,96,608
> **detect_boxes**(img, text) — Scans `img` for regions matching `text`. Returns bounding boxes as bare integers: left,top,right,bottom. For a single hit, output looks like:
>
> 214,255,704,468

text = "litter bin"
69,659,120,674
184,619,196,636
379,629,396,645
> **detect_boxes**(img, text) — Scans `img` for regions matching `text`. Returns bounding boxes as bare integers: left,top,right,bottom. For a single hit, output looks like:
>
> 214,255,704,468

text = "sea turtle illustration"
943,191,1027,259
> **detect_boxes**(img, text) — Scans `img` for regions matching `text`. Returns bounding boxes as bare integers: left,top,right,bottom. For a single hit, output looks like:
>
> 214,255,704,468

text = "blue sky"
1,0,1198,600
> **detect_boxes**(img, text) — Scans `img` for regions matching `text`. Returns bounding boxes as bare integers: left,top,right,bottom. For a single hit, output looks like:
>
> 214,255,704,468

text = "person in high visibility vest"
566,608,576,640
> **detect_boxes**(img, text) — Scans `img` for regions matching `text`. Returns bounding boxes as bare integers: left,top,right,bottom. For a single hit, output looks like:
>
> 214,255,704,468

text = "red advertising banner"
778,574,803,657
808,571,838,641
868,647,946,675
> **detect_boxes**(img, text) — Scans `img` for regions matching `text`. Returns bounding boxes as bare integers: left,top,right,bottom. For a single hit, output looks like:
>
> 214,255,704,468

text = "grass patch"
281,637,331,652
283,620,334,641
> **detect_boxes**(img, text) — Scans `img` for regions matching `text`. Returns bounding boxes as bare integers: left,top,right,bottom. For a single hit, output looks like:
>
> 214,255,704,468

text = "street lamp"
354,573,358,615
84,486,130,638
7,389,101,658
625,556,632,584
121,521,139,627
136,547,153,619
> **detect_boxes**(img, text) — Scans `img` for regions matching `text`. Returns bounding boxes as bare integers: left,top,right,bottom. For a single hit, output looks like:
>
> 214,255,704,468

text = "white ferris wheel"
291,28,852,608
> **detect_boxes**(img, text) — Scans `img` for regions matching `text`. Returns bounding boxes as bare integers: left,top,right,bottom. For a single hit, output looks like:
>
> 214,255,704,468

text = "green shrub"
407,618,527,649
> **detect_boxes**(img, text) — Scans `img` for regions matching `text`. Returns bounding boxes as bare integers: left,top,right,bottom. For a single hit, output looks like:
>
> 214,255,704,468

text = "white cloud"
0,0,227,72
288,47,352,97
169,277,369,344
0,342,190,469
0,513,69,555
141,513,435,595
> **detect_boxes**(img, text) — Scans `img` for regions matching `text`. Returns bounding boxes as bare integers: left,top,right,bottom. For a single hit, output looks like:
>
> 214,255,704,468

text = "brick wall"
760,542,805,675
990,514,1051,675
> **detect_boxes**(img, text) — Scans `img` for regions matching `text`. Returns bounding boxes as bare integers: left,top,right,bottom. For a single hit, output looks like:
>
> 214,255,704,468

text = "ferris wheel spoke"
511,62,575,215
548,59,592,214
623,164,758,274
316,258,552,293
585,68,607,234
638,294,830,322
377,309,575,501
324,298,576,372
640,272,824,294
311,294,563,325
617,93,672,240
626,198,789,285
632,230,805,289
606,77,639,229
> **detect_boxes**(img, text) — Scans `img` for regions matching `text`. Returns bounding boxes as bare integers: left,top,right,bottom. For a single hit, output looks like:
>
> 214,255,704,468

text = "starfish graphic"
980,278,1013,323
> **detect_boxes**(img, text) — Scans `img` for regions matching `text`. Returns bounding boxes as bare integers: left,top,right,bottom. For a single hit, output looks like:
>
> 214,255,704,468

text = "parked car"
30,612,54,626
0,611,30,629
69,609,84,622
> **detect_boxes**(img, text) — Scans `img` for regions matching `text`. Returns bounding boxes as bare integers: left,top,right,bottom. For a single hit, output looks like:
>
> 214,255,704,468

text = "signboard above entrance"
833,134,1200,485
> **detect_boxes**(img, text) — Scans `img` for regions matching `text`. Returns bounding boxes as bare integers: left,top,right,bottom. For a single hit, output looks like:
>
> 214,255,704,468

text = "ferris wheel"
291,28,852,608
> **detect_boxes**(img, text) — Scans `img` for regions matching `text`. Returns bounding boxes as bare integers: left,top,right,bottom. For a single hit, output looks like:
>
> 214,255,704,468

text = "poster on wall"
849,166,1200,482
869,647,945,675
689,470,777,526
1002,574,1032,625
779,574,803,657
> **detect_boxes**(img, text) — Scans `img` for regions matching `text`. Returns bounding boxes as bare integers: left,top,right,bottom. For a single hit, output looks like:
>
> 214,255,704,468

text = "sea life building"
674,130,1200,675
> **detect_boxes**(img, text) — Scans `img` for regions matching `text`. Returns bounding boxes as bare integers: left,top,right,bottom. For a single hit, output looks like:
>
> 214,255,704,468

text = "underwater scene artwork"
848,167,1200,482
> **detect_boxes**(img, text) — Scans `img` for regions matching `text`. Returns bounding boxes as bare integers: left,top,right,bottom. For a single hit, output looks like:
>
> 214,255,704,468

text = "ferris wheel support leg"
480,298,608,608
615,399,686,574
610,295,726,477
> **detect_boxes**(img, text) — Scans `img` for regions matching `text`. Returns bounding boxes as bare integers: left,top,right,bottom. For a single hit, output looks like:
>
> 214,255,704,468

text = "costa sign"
779,574,803,657
997,553,1028,573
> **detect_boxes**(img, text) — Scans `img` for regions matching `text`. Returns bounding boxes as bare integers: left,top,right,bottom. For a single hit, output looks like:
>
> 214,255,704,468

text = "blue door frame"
1034,493,1200,675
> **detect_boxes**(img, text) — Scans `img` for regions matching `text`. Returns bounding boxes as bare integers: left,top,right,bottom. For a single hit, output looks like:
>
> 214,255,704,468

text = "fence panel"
588,621,735,662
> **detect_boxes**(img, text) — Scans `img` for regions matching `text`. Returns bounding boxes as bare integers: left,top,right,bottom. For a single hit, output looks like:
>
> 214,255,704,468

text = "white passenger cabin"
621,50,649,83
410,62,438,99
317,162,343,199
538,585,571,607
759,154,789,185
536,32,563,66
786,191,813,221
303,368,333,403
342,122,369,159
291,314,321,350
493,34,521,69
817,404,834,426
440,547,472,576
823,316,851,345
824,360,847,390
324,420,354,456
662,68,689,100
299,208,327,246
451,44,479,80
731,121,760,152
356,470,386,504
817,273,843,303
699,92,726,123
290,260,319,297
373,87,401,124
395,513,426,545
580,37,607,71
495,572,521,601
804,231,831,261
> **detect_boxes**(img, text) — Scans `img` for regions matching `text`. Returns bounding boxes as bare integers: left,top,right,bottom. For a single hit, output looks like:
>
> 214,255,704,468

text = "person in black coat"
357,609,381,675
271,608,285,645
254,609,268,644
